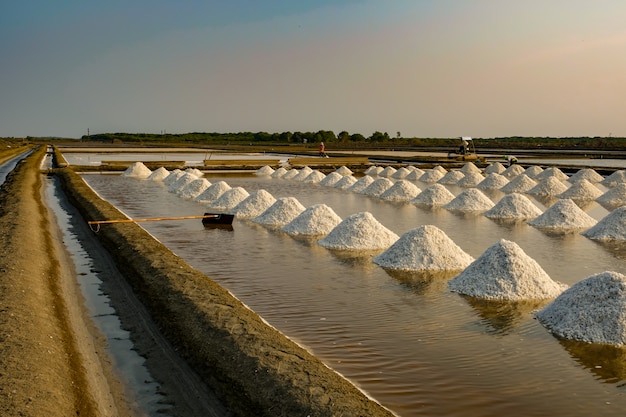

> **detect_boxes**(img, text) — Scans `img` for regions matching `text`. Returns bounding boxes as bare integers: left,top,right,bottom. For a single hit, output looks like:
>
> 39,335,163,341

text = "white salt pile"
555,179,602,201
601,170,626,188
256,165,275,176
271,167,289,178
501,164,525,179
252,197,306,227
318,212,399,250
168,172,198,193
419,169,446,184
335,166,353,176
527,199,597,230
596,183,626,209
303,170,326,184
448,239,567,301
476,173,509,190
292,167,314,181
483,193,543,220
582,206,626,241
536,167,569,181
194,181,231,203
405,168,425,181
379,166,397,178
185,168,204,177
411,184,455,207
319,172,343,186
360,178,394,197
460,162,482,175
391,167,411,179
456,172,484,188
568,168,603,184
163,169,184,185
433,165,447,174
147,167,170,181
364,166,384,176
484,162,506,174
229,190,276,218
535,271,626,346
499,173,537,194
347,175,375,193
207,187,250,211
280,204,342,236
443,189,494,212
524,165,544,178
122,162,152,178
333,175,357,190
372,225,474,271
177,178,212,199
379,180,421,202
526,176,569,197
437,170,465,185
282,169,300,180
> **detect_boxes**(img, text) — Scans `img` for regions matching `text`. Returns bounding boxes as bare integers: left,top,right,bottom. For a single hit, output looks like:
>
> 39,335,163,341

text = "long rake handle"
88,215,219,225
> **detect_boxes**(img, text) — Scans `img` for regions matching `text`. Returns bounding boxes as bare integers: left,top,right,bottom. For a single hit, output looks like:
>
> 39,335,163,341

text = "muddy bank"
54,167,394,417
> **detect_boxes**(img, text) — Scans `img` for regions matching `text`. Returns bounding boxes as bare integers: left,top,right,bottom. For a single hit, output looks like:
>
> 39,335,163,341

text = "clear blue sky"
2,0,625,138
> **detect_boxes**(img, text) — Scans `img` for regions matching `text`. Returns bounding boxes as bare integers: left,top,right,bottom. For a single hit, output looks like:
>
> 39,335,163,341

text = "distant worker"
504,154,518,167
319,141,327,157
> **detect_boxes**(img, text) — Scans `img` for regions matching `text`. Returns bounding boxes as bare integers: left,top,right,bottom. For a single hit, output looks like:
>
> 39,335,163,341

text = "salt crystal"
271,167,289,178
484,162,506,174
347,175,375,193
303,170,326,184
526,176,569,197
379,180,421,201
256,165,275,176
601,170,626,188
252,197,306,226
527,199,597,230
449,239,567,301
392,167,411,179
147,167,170,181
335,166,353,176
500,173,537,194
360,178,394,196
456,172,484,188
484,193,543,220
443,189,494,212
582,206,626,241
536,167,569,181
556,179,603,201
318,212,399,250
333,175,357,190
194,181,231,203
281,204,342,236
419,169,446,183
379,166,398,178
319,172,343,186
596,183,626,209
438,170,465,185
476,173,509,190
229,190,276,218
122,162,152,178
373,225,474,271
177,178,212,199
536,271,626,346
568,168,604,184
411,184,455,207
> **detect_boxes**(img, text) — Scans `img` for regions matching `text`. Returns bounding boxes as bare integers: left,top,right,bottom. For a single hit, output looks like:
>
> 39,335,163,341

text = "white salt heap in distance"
524,165,544,178
476,173,509,190
360,178,394,196
392,167,411,179
207,187,250,211
568,168,603,183
536,271,626,346
419,169,445,183
347,175,375,193
122,162,152,178
536,167,569,181
318,212,399,250
484,162,506,174
282,169,299,180
333,175,357,190
147,167,170,181
335,166,353,176
163,170,184,185
405,168,425,181
271,167,289,178
379,180,421,201
448,239,567,301
303,170,326,184
292,166,314,181
499,173,537,194
443,189,494,212
601,170,626,188
526,176,569,197
456,172,484,188
256,165,275,176
556,179,603,201
364,166,383,176
194,181,231,203
411,184,455,207
527,199,597,230
501,164,525,178
252,197,306,227
228,190,276,219
596,183,626,209
168,172,198,193
373,225,474,271
379,166,397,178
177,178,211,199
460,162,482,175
185,168,204,177
582,206,626,241
437,170,465,185
280,204,342,236
483,193,543,220
319,172,343,186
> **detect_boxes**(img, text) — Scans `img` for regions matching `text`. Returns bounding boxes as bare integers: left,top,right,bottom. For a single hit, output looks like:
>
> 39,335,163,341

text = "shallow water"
83,172,626,417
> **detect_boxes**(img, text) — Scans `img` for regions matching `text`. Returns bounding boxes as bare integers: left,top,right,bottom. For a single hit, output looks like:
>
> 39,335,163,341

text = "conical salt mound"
526,176,569,197
207,187,250,211
280,204,342,236
185,168,204,177
443,189,494,212
411,184,455,207
303,170,326,184
476,173,509,190
379,166,397,178
524,165,544,178
271,167,289,178
163,170,184,185
292,166,314,181
347,175,375,193
484,162,506,174
438,170,465,185
568,168,604,184
501,164,525,179
433,165,448,174
229,190,276,218
333,175,357,190
405,168,425,180
460,162,482,175
147,167,170,181
318,212,399,250
596,183,626,209
582,206,626,241
392,167,411,179
177,178,212,199
500,173,537,194
194,181,231,203
256,165,275,176
484,193,543,220
527,199,597,230
122,162,152,178
601,170,626,188
379,180,421,201
360,178,394,196
456,172,484,188
373,225,474,271
335,166,353,176
364,166,383,176
536,167,569,181
168,172,198,193
282,169,300,180
536,271,626,346
252,197,306,227
319,172,343,186
448,239,567,301
419,169,445,183
556,179,603,201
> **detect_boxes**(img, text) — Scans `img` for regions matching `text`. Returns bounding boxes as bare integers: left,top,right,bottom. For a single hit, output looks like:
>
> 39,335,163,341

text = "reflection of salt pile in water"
536,271,626,346
319,172,343,186
476,173,509,190
501,164,525,179
281,204,342,236
360,178,394,196
419,169,446,183
582,206,626,241
556,179,602,201
411,184,455,207
168,172,198,193
333,175,357,190
500,173,537,194
484,193,543,219
373,225,474,271
147,167,170,181
318,212,399,250
364,166,384,176
527,199,597,230
379,166,397,178
122,162,152,178
303,170,326,184
256,165,275,176
443,189,494,212
601,170,626,188
177,178,211,199
207,187,250,210
229,190,276,218
347,175,375,193
405,168,425,181
271,167,289,178
292,167,314,181
484,162,506,174
449,239,567,300
438,170,464,185
194,181,231,203
456,172,484,188
526,176,569,197
568,168,603,184
392,167,411,179
252,197,306,227
536,167,569,181
335,166,353,176
596,184,626,209
379,180,421,201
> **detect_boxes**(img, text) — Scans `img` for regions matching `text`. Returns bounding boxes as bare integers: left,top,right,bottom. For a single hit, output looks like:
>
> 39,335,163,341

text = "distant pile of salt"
318,212,399,250
596,183,626,209
443,189,494,212
535,271,626,346
207,187,250,211
526,176,569,197
333,175,357,190
163,170,184,185
177,178,211,199
229,190,276,218
347,175,375,193
438,170,465,185
364,166,384,176
536,167,569,181
256,165,275,176
500,173,537,194
476,173,509,190
601,170,626,188
379,180,421,201
194,181,231,203
147,167,170,181
405,168,425,181
303,170,326,184
252,197,306,227
280,204,342,236
292,167,314,181
524,165,544,178
319,172,343,186
568,168,603,183
335,166,353,176
501,164,525,179
392,167,411,179
122,162,152,178
460,162,482,175
484,162,506,174
373,225,474,271
271,167,289,178
556,179,602,201
448,239,567,300
281,169,300,180
433,165,447,174
484,193,542,220
527,199,597,230
411,184,455,207
581,206,626,241
168,173,198,193
419,169,445,183
456,172,484,188
185,168,204,177
379,166,397,178
360,178,394,197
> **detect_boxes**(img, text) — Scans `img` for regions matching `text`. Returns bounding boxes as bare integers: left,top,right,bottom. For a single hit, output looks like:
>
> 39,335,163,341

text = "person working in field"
319,141,327,157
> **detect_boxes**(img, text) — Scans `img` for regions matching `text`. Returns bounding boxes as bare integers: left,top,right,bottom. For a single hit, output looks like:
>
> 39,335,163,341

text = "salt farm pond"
81,164,626,417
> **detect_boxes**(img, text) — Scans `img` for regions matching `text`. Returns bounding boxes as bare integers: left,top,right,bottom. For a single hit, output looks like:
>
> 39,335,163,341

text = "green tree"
338,131,350,142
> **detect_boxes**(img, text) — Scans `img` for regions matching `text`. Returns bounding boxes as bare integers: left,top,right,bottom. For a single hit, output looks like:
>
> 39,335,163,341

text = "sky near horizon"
1,0,626,139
